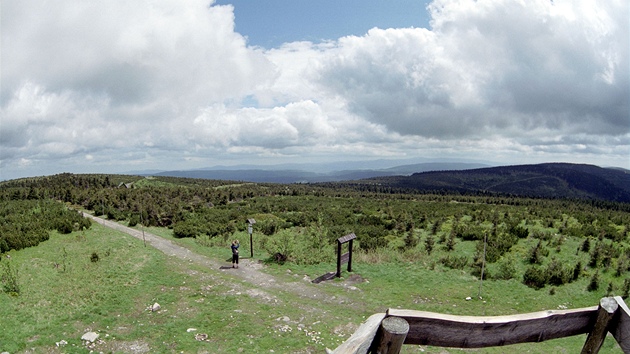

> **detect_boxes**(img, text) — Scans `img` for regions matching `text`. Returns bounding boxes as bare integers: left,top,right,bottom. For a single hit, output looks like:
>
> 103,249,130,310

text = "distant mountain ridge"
149,162,488,183
146,162,630,202
357,163,630,203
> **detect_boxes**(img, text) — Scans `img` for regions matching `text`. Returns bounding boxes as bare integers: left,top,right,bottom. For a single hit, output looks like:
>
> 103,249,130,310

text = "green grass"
0,222,625,353
0,225,357,353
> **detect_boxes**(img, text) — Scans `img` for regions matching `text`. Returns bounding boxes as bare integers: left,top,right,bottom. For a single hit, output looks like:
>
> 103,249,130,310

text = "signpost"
247,218,256,258
336,233,356,277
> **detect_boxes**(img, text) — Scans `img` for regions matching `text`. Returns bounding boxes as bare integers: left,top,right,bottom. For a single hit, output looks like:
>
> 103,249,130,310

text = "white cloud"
315,0,628,140
1,0,277,175
1,0,628,180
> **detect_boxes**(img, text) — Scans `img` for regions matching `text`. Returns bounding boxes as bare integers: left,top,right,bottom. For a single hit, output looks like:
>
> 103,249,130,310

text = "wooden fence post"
336,241,343,277
581,297,619,354
374,316,409,354
331,313,386,354
610,296,630,353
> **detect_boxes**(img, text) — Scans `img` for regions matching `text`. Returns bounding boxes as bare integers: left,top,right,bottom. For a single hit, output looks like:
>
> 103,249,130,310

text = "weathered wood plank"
340,252,350,265
336,242,343,277
388,306,599,348
338,233,357,244
375,316,409,354
610,296,630,354
582,297,619,354
332,313,387,354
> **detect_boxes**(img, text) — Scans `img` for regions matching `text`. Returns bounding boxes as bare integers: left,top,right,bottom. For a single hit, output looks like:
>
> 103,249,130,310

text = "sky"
1,0,628,181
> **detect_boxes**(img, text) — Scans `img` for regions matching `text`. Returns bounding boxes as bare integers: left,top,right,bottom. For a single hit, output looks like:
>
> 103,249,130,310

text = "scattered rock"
81,331,99,343
194,333,208,341
186,328,197,332
465,296,472,301
56,339,68,347
277,325,292,332
149,303,161,312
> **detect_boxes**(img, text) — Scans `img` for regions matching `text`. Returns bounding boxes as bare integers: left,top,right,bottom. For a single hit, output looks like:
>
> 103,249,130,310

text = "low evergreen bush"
1,260,20,296
523,266,547,289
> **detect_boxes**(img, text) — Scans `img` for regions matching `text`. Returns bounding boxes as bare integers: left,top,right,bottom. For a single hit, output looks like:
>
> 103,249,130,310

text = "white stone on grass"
81,331,99,343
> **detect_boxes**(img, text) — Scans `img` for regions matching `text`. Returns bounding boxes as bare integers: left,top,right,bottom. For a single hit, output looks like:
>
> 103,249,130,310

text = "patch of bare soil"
84,213,354,304
99,340,151,354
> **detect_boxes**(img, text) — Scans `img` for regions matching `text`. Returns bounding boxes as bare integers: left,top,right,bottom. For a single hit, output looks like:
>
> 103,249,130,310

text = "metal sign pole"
248,223,253,258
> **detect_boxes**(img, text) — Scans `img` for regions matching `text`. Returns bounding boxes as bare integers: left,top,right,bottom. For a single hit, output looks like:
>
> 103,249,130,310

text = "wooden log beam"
581,297,619,354
387,306,599,348
347,239,354,272
332,313,386,354
375,316,409,354
609,296,630,354
336,242,342,277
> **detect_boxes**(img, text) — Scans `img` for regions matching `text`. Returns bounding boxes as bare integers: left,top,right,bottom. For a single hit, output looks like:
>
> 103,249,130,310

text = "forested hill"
349,163,630,203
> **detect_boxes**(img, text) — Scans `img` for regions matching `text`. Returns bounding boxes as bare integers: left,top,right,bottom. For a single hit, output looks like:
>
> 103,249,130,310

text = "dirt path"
83,213,350,305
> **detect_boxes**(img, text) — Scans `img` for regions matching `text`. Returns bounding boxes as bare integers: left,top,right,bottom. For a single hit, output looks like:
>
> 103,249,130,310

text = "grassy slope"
0,223,625,353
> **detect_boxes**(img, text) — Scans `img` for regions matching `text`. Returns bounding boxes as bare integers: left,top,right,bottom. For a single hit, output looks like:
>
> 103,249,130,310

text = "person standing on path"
231,240,240,268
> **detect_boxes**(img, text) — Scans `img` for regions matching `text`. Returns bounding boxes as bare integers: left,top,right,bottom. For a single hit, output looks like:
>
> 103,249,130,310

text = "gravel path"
83,213,348,304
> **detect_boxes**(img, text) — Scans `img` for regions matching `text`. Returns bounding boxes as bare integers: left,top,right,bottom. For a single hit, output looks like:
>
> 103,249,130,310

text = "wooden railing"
332,296,630,354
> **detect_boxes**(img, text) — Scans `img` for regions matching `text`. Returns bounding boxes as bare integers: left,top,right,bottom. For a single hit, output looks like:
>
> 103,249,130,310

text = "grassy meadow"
1,221,625,353
1,174,628,353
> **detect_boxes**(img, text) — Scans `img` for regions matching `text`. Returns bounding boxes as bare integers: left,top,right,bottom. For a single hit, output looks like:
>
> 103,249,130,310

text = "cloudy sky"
1,0,628,180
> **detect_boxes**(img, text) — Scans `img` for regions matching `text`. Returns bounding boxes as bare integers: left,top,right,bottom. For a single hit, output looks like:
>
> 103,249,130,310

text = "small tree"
606,282,614,297
173,221,198,238
424,234,435,255
589,243,601,268
572,261,582,281
546,258,570,286
260,229,297,264
1,261,20,296
616,256,629,277
587,270,600,292
528,240,547,265
580,237,591,253
403,223,417,249
523,266,547,290
128,214,140,227
444,232,456,252
495,255,517,281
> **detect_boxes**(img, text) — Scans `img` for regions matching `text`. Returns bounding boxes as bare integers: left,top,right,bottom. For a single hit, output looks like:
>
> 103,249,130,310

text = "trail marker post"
336,233,356,277
247,218,256,258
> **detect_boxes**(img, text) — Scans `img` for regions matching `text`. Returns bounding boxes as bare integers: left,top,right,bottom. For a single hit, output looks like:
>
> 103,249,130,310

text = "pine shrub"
439,255,468,270
1,261,20,295
523,266,548,290
587,271,600,292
